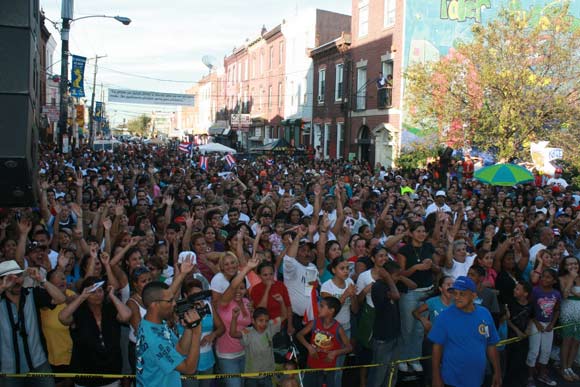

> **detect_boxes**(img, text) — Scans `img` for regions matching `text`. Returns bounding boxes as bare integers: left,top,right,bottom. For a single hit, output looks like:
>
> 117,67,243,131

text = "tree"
126,114,152,137
405,3,580,164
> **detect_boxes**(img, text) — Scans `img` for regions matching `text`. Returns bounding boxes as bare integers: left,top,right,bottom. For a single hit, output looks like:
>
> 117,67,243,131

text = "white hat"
0,260,24,277
435,190,446,197
178,251,197,264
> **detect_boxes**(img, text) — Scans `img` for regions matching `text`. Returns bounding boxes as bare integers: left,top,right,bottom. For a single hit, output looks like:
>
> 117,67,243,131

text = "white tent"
197,143,237,154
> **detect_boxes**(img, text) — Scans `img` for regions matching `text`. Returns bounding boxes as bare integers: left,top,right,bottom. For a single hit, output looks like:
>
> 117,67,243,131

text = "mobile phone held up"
88,281,105,293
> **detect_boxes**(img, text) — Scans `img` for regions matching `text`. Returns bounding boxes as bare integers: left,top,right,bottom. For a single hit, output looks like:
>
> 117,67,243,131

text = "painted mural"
402,0,580,144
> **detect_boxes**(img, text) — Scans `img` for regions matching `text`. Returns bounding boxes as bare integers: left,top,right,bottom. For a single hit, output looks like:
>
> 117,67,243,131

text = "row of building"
180,0,580,167
181,2,403,166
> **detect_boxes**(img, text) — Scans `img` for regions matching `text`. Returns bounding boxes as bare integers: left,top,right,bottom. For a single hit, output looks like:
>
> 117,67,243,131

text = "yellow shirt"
40,289,75,366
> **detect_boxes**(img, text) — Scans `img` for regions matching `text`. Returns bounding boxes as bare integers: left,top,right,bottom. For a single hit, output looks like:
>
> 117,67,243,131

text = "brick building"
348,0,403,166
310,33,351,159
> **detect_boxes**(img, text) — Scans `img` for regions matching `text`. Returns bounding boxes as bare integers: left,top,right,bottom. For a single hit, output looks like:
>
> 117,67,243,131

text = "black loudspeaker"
0,0,40,207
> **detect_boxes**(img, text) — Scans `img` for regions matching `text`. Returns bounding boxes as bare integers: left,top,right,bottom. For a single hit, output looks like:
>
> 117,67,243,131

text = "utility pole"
58,0,73,152
88,54,106,147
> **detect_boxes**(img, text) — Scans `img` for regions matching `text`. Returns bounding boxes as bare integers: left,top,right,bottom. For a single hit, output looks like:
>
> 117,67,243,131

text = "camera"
174,290,212,328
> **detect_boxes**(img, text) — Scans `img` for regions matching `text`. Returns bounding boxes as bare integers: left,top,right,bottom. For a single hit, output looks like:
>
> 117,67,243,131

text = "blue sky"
41,0,351,124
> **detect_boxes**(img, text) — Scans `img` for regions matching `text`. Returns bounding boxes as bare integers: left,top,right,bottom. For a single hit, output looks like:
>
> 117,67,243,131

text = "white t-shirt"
293,202,313,217
321,278,354,330
356,269,376,308
425,203,452,216
283,255,319,320
442,254,477,280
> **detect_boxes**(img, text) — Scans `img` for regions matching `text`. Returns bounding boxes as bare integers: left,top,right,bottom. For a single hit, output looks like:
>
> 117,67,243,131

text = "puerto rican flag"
266,158,275,167
178,142,192,154
199,156,208,171
224,153,236,169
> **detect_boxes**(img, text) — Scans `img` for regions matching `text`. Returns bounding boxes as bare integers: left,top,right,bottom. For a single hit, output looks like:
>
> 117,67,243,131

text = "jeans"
181,368,213,387
333,327,351,387
217,355,245,387
304,371,335,387
0,361,55,387
244,377,273,387
367,338,399,387
399,290,427,360
526,321,554,367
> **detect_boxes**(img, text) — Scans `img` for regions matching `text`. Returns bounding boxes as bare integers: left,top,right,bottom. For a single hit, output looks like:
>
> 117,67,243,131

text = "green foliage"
127,115,152,137
405,2,580,165
397,143,444,171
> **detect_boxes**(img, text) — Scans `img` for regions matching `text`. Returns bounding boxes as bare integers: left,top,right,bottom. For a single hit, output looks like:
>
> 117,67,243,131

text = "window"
252,55,256,78
357,67,367,110
260,50,264,74
279,42,284,64
290,81,294,106
318,68,326,104
358,0,369,37
269,46,274,69
337,123,345,159
259,88,263,110
335,64,344,101
384,0,396,28
245,59,248,80
278,82,282,107
381,60,394,107
268,85,272,108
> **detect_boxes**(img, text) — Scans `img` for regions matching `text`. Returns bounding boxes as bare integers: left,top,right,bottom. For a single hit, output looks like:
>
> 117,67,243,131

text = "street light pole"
88,55,106,148
58,0,73,152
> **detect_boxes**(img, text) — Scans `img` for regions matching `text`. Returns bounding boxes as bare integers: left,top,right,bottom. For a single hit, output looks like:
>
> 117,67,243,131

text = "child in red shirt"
296,296,352,387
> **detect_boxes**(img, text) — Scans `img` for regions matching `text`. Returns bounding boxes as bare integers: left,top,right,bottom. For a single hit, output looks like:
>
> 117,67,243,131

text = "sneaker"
561,368,575,382
537,374,557,386
568,368,580,381
409,361,423,373
527,380,536,387
397,362,409,372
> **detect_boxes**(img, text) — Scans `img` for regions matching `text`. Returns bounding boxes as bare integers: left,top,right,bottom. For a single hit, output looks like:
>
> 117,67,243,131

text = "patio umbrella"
474,163,534,186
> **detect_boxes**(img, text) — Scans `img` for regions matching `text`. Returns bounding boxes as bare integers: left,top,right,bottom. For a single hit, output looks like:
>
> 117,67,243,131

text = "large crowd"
1,141,580,387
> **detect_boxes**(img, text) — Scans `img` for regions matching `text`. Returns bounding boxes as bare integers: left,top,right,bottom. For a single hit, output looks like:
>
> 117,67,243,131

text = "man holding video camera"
136,281,202,387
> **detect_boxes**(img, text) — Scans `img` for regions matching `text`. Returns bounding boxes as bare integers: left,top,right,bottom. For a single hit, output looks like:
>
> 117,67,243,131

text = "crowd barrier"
1,321,579,387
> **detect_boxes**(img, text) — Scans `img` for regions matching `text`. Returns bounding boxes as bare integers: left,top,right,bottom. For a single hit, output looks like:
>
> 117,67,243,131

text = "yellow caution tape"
1,321,578,382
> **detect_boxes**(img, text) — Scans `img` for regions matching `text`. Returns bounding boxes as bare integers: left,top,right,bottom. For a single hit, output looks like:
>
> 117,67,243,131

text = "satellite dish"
202,55,217,73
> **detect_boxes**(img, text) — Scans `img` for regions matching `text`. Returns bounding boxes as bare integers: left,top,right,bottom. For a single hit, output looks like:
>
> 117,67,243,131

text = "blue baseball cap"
449,276,477,293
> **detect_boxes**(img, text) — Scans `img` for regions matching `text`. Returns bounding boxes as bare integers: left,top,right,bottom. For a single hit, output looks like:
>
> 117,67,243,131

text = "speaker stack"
0,0,40,207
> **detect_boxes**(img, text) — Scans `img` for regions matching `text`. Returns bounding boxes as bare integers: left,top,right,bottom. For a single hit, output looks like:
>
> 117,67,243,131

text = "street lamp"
57,0,130,152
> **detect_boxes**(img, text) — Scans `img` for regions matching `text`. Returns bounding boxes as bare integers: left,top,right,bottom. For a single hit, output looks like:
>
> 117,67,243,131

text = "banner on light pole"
70,55,86,97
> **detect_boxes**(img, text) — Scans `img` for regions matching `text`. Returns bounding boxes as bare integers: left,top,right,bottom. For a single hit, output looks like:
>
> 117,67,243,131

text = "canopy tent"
197,142,237,154
251,138,291,152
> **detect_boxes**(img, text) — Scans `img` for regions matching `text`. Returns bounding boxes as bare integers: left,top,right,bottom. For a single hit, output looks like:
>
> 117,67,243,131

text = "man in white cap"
0,260,66,386
425,190,452,216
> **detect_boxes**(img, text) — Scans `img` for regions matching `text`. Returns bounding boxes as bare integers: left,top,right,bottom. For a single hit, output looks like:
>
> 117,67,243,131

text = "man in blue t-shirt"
136,282,202,387
428,276,502,387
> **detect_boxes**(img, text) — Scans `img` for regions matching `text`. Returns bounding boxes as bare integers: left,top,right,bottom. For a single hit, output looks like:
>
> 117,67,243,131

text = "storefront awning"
208,120,229,135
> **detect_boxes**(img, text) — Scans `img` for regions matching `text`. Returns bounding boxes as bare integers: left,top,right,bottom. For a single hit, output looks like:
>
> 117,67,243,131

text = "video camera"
174,290,212,328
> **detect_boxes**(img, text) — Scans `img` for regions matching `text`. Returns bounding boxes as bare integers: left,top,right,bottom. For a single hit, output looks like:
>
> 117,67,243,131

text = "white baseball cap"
435,190,447,197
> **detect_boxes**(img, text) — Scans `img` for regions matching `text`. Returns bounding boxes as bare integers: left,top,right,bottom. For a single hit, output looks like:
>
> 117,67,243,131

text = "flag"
178,142,192,153
224,153,236,168
70,55,86,97
199,156,208,171
266,158,275,167
94,102,103,122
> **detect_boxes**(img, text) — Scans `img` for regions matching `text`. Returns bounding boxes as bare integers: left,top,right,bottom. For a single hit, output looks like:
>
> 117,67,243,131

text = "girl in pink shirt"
216,258,259,387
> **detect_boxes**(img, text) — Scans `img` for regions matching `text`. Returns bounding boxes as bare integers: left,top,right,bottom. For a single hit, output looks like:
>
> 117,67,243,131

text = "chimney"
261,24,267,36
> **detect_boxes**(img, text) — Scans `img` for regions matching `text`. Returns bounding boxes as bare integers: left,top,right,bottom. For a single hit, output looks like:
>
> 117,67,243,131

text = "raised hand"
27,267,44,283
246,257,260,270
17,217,32,236
75,170,84,187
102,217,112,231
69,202,82,217
57,249,70,269
100,252,111,267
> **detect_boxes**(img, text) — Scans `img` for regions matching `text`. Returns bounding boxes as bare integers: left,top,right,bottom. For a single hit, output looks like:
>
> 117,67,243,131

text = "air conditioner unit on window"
317,95,324,103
